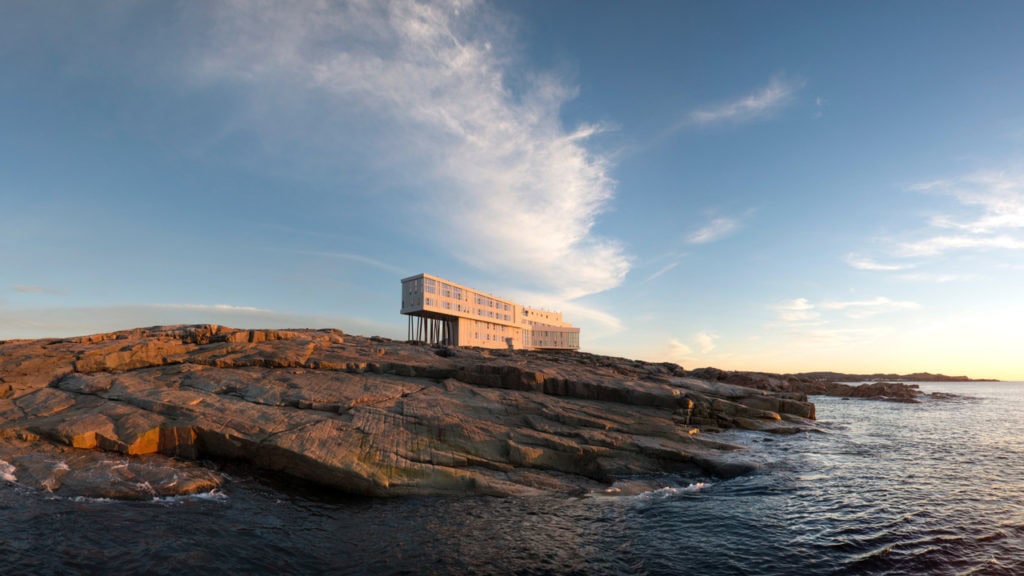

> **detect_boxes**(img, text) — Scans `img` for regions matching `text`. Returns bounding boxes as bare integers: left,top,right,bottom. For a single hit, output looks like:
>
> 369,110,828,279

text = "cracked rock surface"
1,325,817,497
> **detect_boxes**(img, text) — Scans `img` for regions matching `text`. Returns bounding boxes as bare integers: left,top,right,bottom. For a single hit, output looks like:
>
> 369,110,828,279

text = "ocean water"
2,382,1023,575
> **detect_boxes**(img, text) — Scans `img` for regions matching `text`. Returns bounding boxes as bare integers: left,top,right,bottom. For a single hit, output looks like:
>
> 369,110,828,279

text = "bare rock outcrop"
687,367,925,402
1,325,818,498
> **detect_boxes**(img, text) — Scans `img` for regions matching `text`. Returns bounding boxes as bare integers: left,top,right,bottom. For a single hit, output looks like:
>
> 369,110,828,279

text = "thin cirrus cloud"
776,296,919,323
669,338,693,358
191,0,629,300
898,234,1024,257
775,298,820,323
898,170,1024,257
644,261,679,283
290,250,407,275
688,217,739,244
694,331,718,354
820,296,921,319
688,77,802,126
667,331,718,361
845,254,911,272
847,169,1024,271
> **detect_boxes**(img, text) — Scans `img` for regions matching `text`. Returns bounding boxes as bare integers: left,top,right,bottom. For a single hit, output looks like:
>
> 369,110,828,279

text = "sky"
3,1,1024,380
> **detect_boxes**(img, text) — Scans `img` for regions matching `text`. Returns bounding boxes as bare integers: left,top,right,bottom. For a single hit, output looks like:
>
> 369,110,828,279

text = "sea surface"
3,381,1023,575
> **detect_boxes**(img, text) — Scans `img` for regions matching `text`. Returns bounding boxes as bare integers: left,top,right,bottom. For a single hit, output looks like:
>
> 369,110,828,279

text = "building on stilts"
400,273,579,350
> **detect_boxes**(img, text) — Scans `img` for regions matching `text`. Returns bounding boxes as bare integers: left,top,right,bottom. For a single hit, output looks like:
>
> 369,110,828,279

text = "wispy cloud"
688,217,739,244
897,170,1024,257
688,77,801,126
845,254,911,271
898,234,1024,257
821,296,921,319
770,295,919,353
695,331,718,354
927,171,1024,234
667,331,719,363
775,298,820,323
775,296,919,323
849,168,1024,273
192,0,628,300
897,272,971,283
669,338,693,358
291,250,406,275
644,261,679,282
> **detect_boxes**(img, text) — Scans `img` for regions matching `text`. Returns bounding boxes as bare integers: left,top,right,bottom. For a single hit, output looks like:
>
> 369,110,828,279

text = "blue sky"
3,1,1024,379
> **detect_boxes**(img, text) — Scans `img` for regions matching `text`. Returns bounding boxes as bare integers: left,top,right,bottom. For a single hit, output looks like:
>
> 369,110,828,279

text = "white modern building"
401,273,580,350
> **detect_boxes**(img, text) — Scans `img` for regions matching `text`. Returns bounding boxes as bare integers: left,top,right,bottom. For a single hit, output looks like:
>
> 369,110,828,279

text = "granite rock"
1,325,819,497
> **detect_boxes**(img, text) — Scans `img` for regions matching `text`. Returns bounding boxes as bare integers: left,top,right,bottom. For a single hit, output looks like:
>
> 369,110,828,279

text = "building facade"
400,273,580,351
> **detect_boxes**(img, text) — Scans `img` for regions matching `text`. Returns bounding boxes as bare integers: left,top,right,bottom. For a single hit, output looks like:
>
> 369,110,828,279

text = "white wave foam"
151,489,229,504
54,488,229,504
638,482,710,499
68,496,114,503
594,480,711,498
1,459,16,483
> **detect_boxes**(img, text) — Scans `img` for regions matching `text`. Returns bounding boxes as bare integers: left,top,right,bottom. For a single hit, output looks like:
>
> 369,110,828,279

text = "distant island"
791,371,999,383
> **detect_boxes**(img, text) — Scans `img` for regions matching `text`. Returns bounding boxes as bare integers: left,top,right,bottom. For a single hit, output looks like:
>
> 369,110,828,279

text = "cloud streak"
688,217,739,244
667,331,719,363
897,170,1024,257
292,250,407,275
193,0,629,300
848,168,1024,276
775,298,820,323
644,261,679,282
688,77,801,126
776,296,920,323
695,331,718,354
669,338,693,358
845,254,910,271
821,296,921,319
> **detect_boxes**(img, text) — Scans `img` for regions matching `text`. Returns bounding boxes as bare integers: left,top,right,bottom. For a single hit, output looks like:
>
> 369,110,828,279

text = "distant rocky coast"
0,325,932,499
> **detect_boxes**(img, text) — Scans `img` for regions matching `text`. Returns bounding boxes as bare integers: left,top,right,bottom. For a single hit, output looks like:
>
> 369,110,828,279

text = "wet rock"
0,437,221,499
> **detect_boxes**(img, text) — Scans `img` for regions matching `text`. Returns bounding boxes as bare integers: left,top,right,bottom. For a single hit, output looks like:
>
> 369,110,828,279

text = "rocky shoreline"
0,325,926,499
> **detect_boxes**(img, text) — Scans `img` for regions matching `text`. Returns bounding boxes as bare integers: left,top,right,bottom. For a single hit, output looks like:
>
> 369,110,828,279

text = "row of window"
475,295,511,311
474,320,511,333
530,331,580,348
474,333,512,342
477,309,512,321
423,277,470,302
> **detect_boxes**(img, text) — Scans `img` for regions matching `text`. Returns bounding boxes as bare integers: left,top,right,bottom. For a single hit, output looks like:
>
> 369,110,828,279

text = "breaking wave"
0,459,16,483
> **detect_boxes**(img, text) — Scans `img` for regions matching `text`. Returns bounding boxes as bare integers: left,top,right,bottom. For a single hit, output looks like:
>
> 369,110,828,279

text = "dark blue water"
3,382,1023,575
